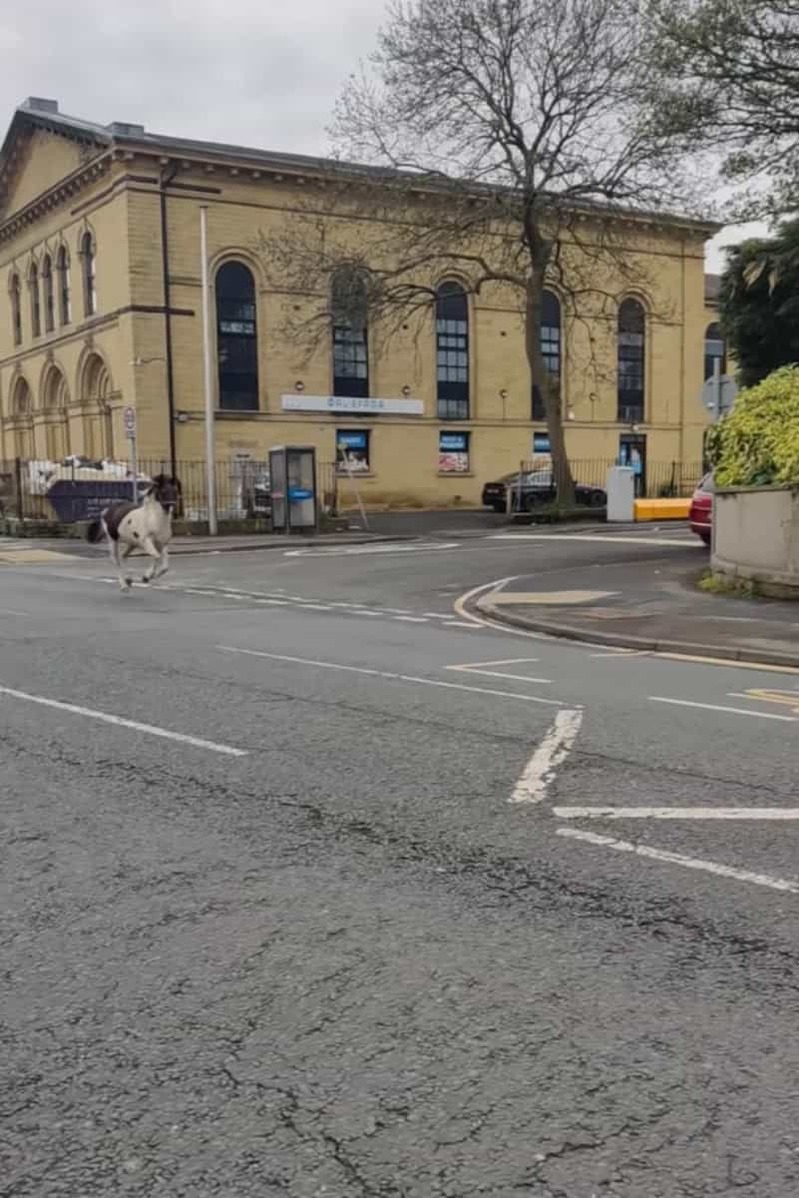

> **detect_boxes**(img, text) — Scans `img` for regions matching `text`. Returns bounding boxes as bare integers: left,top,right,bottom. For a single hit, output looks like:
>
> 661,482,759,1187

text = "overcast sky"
0,0,764,271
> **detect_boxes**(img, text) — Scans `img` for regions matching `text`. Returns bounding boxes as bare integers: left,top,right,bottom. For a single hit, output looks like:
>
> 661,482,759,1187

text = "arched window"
704,322,726,382
617,297,645,421
331,269,369,398
10,376,34,459
216,261,259,411
80,231,97,317
42,365,70,461
42,255,54,333
29,262,41,338
532,289,562,420
57,245,71,325
80,351,113,460
9,272,22,345
436,281,469,420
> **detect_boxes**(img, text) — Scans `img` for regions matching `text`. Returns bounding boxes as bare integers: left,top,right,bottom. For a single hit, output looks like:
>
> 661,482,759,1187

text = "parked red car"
689,473,714,545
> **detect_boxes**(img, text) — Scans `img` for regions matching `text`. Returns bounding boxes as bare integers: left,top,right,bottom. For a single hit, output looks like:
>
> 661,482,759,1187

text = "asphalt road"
2,525,799,1197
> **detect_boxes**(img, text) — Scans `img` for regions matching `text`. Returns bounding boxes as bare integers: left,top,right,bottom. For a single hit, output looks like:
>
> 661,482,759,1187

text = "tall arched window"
42,255,54,333
704,322,726,382
29,262,41,338
57,245,71,325
42,365,70,461
216,261,259,411
80,231,97,317
11,376,34,459
532,289,562,420
617,297,646,421
9,272,22,345
331,269,369,398
436,281,469,420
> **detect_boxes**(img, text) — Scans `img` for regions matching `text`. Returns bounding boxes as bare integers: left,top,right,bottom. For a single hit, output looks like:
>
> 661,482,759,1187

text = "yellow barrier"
634,498,691,522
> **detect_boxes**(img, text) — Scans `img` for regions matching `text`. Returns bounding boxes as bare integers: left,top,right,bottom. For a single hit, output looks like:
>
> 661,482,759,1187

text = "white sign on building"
281,394,424,416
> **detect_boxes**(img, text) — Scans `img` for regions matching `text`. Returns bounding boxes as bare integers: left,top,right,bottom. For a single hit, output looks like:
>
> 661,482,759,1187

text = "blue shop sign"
439,432,469,452
288,486,314,501
338,431,368,450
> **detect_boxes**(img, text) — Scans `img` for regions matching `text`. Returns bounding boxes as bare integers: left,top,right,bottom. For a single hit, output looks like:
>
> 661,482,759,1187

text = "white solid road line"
492,533,694,547
509,708,583,804
453,576,519,627
554,806,799,821
649,696,798,722
217,645,564,706
0,684,248,757
557,828,799,895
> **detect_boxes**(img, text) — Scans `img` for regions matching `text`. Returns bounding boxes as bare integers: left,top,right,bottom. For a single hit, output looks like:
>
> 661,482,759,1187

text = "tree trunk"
525,277,576,508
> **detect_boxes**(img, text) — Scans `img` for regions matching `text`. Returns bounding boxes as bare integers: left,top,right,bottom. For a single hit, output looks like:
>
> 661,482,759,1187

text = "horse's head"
147,473,181,513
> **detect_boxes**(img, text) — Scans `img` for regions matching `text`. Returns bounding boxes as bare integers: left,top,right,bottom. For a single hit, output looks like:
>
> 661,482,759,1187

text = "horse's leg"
140,536,162,583
107,530,131,593
153,544,169,580
120,543,135,589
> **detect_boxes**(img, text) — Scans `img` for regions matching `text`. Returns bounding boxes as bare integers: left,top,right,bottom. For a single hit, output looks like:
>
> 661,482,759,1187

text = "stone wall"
712,486,799,593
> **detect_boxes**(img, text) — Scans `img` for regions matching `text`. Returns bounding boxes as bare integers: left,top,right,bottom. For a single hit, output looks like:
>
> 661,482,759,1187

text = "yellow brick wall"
0,136,715,504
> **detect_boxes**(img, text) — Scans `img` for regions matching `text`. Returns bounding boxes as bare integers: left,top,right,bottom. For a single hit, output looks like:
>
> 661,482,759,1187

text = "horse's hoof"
140,576,150,585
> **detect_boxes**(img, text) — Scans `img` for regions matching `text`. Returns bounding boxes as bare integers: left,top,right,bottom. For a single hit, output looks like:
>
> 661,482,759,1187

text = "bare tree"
260,0,701,502
645,0,799,218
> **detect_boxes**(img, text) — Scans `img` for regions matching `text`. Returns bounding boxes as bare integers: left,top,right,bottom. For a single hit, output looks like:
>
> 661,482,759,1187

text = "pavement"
3,522,799,1196
473,528,799,667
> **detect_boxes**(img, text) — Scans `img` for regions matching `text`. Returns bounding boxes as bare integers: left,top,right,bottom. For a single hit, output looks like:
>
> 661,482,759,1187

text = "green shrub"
707,365,799,487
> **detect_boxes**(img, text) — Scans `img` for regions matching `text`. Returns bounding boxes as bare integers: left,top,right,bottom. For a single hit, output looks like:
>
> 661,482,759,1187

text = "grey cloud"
0,0,385,153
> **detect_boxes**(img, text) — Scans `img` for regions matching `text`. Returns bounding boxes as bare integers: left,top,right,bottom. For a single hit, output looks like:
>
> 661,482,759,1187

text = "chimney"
106,121,146,137
23,97,59,114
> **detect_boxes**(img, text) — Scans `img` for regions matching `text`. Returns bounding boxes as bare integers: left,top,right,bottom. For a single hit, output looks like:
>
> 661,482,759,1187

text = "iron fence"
0,456,340,524
517,458,704,502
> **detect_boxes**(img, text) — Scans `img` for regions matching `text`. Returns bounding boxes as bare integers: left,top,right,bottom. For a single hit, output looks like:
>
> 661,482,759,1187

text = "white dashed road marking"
554,806,799,821
0,684,247,757
557,828,799,895
217,645,564,706
649,696,799,723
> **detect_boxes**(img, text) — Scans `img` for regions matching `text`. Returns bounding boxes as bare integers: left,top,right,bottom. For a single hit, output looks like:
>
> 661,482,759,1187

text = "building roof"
1,98,722,237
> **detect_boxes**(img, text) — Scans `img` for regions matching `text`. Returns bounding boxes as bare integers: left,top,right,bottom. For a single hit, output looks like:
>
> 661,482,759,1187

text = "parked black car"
482,469,607,513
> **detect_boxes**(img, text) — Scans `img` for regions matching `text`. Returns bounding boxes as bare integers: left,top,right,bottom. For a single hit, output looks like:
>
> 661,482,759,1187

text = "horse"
86,473,181,592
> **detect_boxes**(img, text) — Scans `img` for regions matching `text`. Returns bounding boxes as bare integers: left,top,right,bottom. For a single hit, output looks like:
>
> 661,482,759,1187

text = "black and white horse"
86,474,181,592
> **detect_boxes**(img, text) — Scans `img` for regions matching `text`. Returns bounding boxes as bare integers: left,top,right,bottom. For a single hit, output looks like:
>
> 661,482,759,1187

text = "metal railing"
515,459,704,502
1,457,339,524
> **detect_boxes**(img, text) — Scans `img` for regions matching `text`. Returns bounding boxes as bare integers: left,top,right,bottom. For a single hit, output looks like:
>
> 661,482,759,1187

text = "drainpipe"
160,162,179,478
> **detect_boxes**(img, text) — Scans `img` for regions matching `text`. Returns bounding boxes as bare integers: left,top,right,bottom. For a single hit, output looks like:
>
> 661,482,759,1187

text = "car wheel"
588,490,606,507
522,492,542,512
700,531,711,545
491,502,506,514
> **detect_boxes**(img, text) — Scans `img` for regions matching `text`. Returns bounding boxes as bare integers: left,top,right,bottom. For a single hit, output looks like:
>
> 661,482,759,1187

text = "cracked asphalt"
2,525,799,1197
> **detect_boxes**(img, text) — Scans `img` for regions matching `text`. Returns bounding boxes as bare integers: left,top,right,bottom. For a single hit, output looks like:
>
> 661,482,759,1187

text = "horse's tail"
86,518,104,545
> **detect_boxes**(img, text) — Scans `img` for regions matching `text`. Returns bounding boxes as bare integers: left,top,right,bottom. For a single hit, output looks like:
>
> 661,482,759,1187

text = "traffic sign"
123,405,137,439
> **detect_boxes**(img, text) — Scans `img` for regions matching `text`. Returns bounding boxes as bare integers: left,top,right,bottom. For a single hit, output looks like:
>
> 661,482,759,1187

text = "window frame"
215,260,260,412
336,428,371,474
438,429,471,474
80,231,97,317
532,289,562,420
42,255,55,333
331,271,370,398
10,272,22,346
617,297,646,422
57,246,71,326
436,280,470,421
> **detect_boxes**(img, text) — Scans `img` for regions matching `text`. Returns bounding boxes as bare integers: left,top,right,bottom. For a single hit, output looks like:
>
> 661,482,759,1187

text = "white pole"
713,355,722,422
200,205,217,536
130,431,138,502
